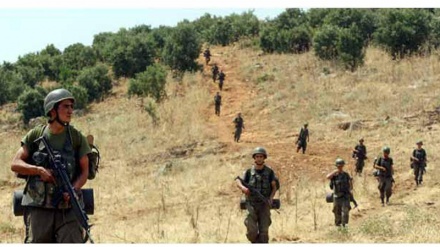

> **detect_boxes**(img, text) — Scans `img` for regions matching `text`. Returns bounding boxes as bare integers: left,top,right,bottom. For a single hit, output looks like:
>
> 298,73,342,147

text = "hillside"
1,42,440,243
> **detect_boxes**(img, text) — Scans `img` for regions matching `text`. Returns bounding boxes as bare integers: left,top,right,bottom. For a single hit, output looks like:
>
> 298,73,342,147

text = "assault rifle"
35,135,94,243
235,176,280,214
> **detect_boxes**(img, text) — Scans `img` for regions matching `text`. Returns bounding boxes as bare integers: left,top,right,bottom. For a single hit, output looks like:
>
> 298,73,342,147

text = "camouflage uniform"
412,148,427,185
21,125,91,243
233,116,244,142
330,169,352,226
212,65,219,82
353,143,367,175
242,165,276,243
375,156,394,205
214,94,222,116
296,127,309,154
218,71,225,91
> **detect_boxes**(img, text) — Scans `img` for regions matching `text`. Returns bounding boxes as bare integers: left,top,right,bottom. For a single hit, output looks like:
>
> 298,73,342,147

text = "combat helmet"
335,158,345,167
44,88,75,116
382,146,391,154
252,147,267,159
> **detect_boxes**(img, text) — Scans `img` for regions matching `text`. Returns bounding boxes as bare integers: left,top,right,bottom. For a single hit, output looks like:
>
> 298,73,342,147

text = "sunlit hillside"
1,42,440,243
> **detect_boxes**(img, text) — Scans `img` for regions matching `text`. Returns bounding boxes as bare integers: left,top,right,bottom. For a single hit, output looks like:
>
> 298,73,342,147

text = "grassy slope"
0,42,440,243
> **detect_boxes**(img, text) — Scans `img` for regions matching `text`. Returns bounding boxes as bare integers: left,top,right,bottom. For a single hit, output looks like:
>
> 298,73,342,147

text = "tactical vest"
331,172,351,198
234,117,243,129
376,157,393,178
299,128,308,141
413,149,426,164
247,166,272,203
22,125,80,208
355,144,366,159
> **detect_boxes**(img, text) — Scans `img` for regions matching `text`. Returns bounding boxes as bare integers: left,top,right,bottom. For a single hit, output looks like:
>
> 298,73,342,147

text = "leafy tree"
374,9,432,59
0,67,28,105
92,32,115,62
162,23,201,72
323,9,378,41
63,43,97,71
337,25,365,71
15,53,45,87
17,87,46,124
259,9,312,54
313,25,340,60
77,64,112,102
307,8,332,28
128,63,167,102
206,19,234,46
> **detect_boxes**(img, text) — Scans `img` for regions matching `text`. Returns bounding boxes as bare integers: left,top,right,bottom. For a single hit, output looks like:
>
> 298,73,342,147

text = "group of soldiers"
9,48,430,244
205,48,245,143
237,129,428,242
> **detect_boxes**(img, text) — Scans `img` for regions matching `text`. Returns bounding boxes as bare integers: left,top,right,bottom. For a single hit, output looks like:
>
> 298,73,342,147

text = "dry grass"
1,44,440,243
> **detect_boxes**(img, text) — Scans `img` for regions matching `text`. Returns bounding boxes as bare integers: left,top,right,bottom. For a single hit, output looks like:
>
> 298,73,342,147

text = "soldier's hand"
268,198,273,208
38,167,55,183
242,187,250,195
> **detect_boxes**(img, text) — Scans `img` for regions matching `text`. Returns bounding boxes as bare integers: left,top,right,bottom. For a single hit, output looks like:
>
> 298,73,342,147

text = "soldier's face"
254,154,265,165
56,99,74,123
383,152,389,158
337,165,344,171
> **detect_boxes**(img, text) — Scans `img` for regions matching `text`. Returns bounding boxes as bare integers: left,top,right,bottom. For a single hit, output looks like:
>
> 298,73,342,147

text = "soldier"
233,113,245,142
203,48,211,65
373,146,394,206
236,147,278,243
212,64,219,82
11,88,92,243
296,123,309,154
218,70,226,91
352,138,367,176
214,92,222,116
411,141,427,186
327,158,353,228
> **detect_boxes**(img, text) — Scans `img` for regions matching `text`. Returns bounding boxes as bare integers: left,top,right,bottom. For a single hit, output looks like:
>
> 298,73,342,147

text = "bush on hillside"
17,87,46,124
64,84,89,110
77,64,112,102
162,23,201,72
128,63,167,102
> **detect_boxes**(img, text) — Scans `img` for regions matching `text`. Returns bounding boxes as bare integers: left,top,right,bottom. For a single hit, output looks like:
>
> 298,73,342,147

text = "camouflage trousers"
24,207,84,243
378,176,393,203
245,202,272,243
219,80,224,91
333,196,351,226
413,163,426,184
234,128,242,142
355,159,365,174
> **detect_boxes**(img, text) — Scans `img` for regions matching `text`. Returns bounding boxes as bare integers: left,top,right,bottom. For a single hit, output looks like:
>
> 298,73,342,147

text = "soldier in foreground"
214,92,222,116
352,138,367,176
327,158,353,228
233,113,245,142
296,123,309,154
236,147,278,243
411,141,427,186
373,146,394,206
11,89,92,243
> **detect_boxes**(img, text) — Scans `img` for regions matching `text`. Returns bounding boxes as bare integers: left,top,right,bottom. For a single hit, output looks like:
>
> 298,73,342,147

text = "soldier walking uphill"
11,88,92,243
327,158,353,228
218,70,226,91
352,138,367,176
236,147,278,243
296,123,309,154
203,48,211,65
212,64,219,82
214,92,222,116
411,141,427,186
233,113,245,142
373,146,395,206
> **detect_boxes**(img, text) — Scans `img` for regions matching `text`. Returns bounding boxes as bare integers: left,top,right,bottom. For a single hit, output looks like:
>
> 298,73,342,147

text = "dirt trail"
200,47,350,182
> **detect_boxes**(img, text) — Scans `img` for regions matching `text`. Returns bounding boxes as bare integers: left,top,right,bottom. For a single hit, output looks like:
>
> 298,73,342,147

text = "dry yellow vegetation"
0,42,440,243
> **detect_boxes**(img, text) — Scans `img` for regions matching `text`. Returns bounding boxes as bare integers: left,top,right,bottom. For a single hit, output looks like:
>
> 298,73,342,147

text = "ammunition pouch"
240,198,280,210
326,192,334,203
13,188,95,216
